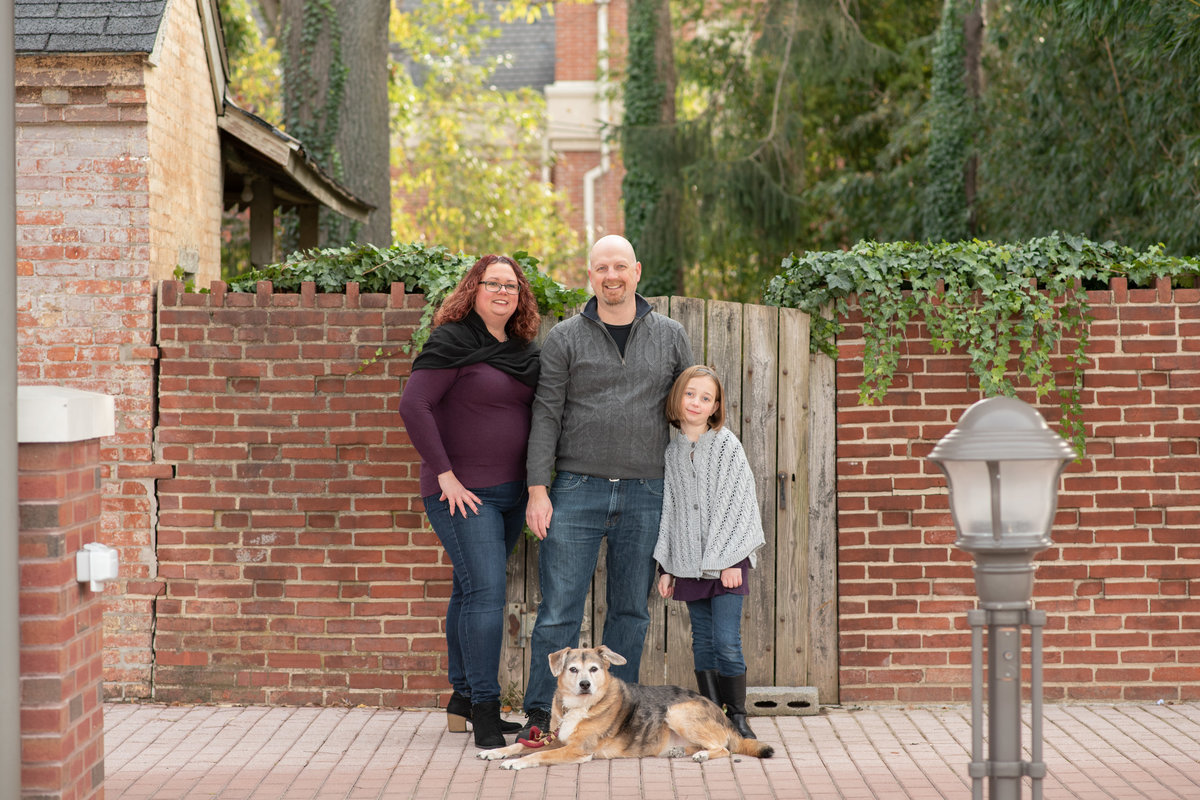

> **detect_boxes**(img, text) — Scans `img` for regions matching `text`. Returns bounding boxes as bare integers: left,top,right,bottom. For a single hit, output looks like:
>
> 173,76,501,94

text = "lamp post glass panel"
928,396,1077,800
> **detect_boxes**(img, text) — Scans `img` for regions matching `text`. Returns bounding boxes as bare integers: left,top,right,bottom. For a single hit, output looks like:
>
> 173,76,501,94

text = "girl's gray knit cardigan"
653,426,766,579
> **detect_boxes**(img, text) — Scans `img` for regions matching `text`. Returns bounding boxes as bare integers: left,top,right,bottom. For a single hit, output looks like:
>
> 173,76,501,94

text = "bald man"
518,235,694,739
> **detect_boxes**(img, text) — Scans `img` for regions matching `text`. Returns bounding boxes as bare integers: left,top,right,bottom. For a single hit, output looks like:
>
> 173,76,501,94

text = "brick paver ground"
103,701,1200,799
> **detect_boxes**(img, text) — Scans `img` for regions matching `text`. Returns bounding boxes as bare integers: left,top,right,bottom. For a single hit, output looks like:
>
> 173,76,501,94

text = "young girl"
654,365,766,739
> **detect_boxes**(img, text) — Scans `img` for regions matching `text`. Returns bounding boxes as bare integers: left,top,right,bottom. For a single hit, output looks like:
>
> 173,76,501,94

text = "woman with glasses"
398,255,541,746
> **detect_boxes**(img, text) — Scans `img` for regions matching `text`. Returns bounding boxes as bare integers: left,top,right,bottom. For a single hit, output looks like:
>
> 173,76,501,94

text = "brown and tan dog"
477,645,775,769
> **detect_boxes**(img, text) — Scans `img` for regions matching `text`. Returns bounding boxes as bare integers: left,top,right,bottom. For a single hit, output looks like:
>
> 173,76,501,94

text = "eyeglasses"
481,281,520,294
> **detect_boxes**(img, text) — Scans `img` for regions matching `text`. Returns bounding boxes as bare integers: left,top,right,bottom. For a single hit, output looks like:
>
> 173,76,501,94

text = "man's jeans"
423,480,526,704
523,472,663,714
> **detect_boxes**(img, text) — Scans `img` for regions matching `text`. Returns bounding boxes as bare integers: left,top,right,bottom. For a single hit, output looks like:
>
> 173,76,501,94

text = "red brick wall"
19,438,106,800
152,277,1199,706
556,1,627,81
836,277,1200,703
152,281,437,705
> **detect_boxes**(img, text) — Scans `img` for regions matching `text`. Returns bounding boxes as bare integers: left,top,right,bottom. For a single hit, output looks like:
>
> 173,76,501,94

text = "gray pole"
1,5,22,798
988,612,1024,800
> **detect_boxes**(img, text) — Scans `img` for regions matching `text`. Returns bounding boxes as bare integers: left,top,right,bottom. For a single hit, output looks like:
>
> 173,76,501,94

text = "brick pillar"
18,386,115,800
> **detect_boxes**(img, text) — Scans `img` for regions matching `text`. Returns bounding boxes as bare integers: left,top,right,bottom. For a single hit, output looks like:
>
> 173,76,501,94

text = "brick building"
15,0,369,702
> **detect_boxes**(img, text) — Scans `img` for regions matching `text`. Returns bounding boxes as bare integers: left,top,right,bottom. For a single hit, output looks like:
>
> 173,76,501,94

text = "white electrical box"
76,542,119,592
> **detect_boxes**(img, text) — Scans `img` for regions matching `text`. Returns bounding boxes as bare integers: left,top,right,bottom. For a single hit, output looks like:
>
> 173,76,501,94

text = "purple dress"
669,558,751,601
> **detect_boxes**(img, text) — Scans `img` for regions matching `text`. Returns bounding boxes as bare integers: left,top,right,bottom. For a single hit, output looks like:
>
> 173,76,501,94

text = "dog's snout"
579,679,591,691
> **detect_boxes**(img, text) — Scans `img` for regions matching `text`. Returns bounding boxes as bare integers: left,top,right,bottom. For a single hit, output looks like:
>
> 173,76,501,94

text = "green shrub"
225,241,587,352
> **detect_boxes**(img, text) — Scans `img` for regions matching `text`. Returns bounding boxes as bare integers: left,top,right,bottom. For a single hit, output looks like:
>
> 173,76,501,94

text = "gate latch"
507,603,537,648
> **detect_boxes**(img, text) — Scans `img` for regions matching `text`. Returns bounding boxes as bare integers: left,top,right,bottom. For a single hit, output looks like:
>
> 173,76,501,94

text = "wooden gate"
499,297,838,705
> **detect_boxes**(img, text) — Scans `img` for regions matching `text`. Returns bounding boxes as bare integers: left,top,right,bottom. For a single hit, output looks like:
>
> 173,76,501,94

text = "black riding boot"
470,701,508,748
695,669,721,708
717,672,757,739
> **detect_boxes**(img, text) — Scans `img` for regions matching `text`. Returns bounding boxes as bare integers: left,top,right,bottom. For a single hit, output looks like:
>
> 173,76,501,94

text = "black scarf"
412,311,540,387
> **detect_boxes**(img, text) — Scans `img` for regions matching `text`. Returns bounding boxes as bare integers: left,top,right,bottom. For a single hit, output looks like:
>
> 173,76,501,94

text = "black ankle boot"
695,669,721,708
446,690,471,732
718,673,757,739
446,691,521,733
470,700,508,748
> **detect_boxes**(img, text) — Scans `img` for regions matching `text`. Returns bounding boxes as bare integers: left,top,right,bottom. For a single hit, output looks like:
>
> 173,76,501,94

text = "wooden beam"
250,177,274,267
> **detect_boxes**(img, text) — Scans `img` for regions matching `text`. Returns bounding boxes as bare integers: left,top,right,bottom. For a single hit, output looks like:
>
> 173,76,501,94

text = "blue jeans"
687,592,747,675
524,472,664,714
423,480,526,704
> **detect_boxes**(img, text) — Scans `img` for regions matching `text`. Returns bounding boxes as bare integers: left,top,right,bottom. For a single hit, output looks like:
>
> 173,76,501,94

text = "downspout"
583,0,612,250
1,6,21,797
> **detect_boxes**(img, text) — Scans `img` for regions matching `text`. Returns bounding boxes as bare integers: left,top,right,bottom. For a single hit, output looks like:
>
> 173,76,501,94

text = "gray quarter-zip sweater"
526,294,694,486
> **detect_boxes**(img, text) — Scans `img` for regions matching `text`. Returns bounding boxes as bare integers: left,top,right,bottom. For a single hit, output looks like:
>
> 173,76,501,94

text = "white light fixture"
928,396,1077,608
76,542,119,592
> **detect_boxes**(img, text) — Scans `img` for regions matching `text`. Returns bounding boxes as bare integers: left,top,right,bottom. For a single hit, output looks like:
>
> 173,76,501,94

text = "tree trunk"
963,0,983,236
622,0,681,296
280,0,391,247
331,0,391,246
653,0,676,127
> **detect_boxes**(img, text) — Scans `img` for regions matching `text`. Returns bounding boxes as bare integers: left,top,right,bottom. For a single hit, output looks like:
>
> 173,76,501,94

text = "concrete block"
747,686,819,716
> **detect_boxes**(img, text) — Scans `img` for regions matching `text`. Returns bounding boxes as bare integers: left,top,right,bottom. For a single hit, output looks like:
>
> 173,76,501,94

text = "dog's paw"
664,746,686,759
692,751,710,763
499,758,531,770
477,749,507,761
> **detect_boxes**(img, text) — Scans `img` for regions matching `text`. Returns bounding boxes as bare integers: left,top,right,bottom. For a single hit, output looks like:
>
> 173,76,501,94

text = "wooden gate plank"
656,296,704,684
706,300,743,439
808,344,839,704
670,296,706,364
499,539,525,700
740,304,779,685
775,307,811,686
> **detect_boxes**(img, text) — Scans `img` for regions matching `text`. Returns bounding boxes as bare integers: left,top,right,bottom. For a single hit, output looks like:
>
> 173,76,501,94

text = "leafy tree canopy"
389,0,582,280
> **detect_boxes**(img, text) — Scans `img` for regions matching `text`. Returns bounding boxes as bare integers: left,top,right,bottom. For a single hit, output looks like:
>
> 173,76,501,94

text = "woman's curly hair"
432,255,541,342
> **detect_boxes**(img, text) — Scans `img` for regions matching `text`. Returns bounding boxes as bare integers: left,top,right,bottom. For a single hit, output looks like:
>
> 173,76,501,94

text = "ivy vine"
225,241,587,355
764,232,1200,453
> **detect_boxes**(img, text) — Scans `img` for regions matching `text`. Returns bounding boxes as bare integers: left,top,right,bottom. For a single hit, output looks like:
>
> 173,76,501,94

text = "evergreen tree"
976,0,1200,254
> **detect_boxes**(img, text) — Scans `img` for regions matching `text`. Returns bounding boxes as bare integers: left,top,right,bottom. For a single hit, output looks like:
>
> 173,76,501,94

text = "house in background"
468,0,627,249
15,0,369,702
541,0,626,248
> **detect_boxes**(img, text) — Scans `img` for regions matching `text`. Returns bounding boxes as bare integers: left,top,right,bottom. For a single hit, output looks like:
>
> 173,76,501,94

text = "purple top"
398,362,536,498
670,558,751,602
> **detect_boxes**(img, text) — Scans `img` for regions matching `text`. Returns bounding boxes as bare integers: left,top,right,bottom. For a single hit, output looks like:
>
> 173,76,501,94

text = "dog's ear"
596,645,627,667
548,647,572,677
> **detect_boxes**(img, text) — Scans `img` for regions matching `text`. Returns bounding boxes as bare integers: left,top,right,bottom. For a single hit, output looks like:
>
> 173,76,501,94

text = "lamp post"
928,396,1077,800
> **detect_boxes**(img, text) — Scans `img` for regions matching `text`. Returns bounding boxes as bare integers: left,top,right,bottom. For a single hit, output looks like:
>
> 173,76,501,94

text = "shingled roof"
479,2,555,91
14,0,169,54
